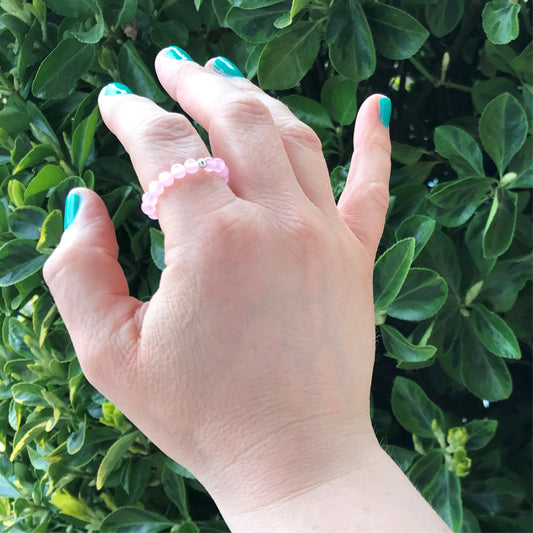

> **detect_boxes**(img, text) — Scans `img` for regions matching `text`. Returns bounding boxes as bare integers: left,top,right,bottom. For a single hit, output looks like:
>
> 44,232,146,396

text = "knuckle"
135,112,195,146
278,119,323,153
215,94,273,127
365,181,390,213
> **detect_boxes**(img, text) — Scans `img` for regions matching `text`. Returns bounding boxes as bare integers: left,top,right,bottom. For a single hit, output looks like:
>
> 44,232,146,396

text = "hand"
44,51,449,532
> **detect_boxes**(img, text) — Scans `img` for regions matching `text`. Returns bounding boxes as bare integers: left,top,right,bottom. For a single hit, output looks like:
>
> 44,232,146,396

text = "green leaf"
61,4,104,44
36,209,63,252
428,177,494,210
461,324,512,401
471,303,520,359
465,209,497,276
424,467,463,532
479,93,528,177
162,465,190,520
228,0,286,7
482,0,521,45
391,142,427,165
511,42,533,85
387,268,448,321
11,383,46,406
425,0,464,38
482,187,517,258
71,106,99,172
8,179,25,208
47,176,86,213
32,39,95,100
326,0,375,82
380,324,436,363
10,421,48,461
508,136,533,189
101,0,138,26
150,228,165,271
96,431,139,490
13,144,56,174
258,21,321,89
365,4,429,60
0,239,47,286
391,376,445,438
433,126,485,177
67,418,86,454
148,20,189,49
100,507,174,533
472,77,518,116
395,215,435,259
118,41,166,103
222,2,291,44
320,75,358,126
373,238,415,314
280,95,333,130
25,165,68,199
464,419,498,451
408,450,444,489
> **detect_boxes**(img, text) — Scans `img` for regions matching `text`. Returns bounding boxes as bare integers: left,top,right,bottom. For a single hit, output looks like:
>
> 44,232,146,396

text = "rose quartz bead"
170,163,186,179
149,180,164,195
184,159,199,173
142,191,158,206
205,157,216,171
141,203,157,218
158,171,174,187
213,158,225,173
220,166,229,183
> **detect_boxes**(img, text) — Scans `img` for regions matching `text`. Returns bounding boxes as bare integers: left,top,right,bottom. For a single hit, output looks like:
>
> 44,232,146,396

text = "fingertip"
378,96,392,128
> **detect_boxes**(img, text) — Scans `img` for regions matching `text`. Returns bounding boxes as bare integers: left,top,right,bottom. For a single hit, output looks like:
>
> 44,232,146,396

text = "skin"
43,52,451,532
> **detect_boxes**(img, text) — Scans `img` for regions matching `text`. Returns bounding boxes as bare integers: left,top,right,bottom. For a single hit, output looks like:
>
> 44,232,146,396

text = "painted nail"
212,56,244,78
103,82,133,96
379,96,392,128
64,192,81,230
163,46,193,61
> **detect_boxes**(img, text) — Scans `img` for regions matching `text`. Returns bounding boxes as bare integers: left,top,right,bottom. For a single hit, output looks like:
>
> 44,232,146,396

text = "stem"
408,57,472,93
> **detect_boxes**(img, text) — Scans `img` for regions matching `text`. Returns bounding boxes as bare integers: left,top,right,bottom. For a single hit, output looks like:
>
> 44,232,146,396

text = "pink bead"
149,180,164,195
171,163,186,179
184,159,199,173
213,158,226,173
220,166,229,183
141,203,157,219
142,191,158,206
205,157,216,171
159,171,174,187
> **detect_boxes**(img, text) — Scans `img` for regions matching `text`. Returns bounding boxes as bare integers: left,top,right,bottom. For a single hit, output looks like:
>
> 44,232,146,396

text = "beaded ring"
141,157,229,220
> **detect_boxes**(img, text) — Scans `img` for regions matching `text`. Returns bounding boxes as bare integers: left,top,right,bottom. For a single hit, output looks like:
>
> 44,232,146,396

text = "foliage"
0,0,531,531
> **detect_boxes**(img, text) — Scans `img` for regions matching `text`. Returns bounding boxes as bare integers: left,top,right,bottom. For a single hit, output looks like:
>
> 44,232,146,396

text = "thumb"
337,94,392,258
43,188,146,394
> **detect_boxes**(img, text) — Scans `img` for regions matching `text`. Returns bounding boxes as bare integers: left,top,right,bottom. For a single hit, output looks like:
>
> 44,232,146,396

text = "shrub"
0,0,530,531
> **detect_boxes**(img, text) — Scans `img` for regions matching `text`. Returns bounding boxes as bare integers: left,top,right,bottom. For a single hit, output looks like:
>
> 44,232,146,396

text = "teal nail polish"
163,46,193,61
379,97,392,128
103,82,133,96
212,56,244,78
64,192,81,230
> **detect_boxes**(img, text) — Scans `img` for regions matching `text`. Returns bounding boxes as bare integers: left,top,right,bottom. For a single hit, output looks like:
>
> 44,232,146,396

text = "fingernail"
163,46,193,61
212,56,244,78
64,192,81,230
379,97,391,128
103,82,133,96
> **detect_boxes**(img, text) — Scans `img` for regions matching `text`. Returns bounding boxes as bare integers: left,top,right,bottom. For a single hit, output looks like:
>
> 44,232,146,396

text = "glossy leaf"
366,3,429,60
479,93,528,177
433,126,485,177
464,419,498,451
150,228,166,271
380,324,436,363
258,21,321,89
100,507,174,533
281,95,333,130
71,106,99,172
461,324,512,401
374,238,415,314
425,0,464,37
37,209,63,252
320,75,358,126
482,0,521,45
387,268,448,321
162,465,190,520
0,239,47,286
9,207,47,239
408,450,444,489
32,39,95,99
391,376,445,438
482,187,517,258
24,164,67,198
425,467,463,532
327,0,375,82
428,177,493,209
395,215,435,259
96,431,139,490
471,303,520,359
